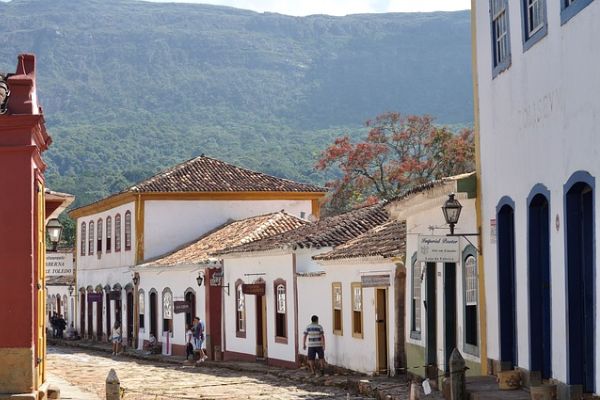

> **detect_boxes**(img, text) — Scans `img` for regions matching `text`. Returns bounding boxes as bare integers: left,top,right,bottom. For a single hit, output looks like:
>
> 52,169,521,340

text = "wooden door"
498,204,517,368
35,181,46,386
375,288,388,374
444,262,457,373
256,295,267,359
425,262,437,380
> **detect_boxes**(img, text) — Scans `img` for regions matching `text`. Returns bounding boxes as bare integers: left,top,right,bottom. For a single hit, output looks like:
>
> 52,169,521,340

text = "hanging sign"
45,253,73,277
242,283,265,296
210,271,224,287
361,274,390,288
417,235,460,263
87,293,103,302
174,301,192,314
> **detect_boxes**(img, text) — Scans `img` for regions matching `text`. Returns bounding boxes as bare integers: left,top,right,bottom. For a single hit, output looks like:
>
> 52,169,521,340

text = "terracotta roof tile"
128,156,326,193
139,211,308,267
217,204,389,254
313,220,406,261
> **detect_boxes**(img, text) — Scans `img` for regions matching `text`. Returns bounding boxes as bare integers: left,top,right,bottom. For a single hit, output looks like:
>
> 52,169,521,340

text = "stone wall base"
0,347,34,394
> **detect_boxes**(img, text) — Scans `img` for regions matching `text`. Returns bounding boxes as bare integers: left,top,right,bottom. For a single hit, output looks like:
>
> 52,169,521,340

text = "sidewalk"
46,373,101,400
48,338,410,400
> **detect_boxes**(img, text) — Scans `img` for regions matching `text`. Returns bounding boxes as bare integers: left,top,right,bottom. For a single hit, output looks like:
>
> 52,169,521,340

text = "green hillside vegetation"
0,0,473,209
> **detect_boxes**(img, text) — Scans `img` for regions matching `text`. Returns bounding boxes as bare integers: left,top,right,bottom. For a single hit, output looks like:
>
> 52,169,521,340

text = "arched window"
88,221,94,255
410,253,422,339
106,216,112,253
80,222,86,256
274,279,287,341
124,211,132,251
115,214,121,252
97,219,103,253
235,280,246,338
463,248,478,355
162,288,173,335
138,289,145,329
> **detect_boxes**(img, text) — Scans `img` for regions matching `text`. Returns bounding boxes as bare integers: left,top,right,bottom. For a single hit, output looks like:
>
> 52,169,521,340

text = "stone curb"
48,339,408,399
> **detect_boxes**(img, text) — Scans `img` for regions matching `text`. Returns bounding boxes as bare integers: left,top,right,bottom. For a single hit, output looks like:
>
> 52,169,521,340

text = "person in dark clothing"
50,312,58,338
57,315,66,339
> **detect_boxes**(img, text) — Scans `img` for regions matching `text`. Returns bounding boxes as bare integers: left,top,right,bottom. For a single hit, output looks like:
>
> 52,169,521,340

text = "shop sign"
242,283,265,296
87,293,103,302
361,274,390,288
210,271,223,287
174,301,192,314
417,235,460,263
45,253,73,277
490,219,497,244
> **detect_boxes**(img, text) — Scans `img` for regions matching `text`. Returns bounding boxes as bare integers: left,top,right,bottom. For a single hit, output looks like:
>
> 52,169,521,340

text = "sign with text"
210,271,223,287
417,235,460,263
87,293,103,302
174,301,192,314
109,290,121,300
242,283,265,296
361,274,390,288
45,253,73,277
490,219,497,244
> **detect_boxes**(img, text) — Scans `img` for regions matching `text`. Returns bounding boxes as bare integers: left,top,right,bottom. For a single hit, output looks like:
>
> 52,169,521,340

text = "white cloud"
142,0,470,16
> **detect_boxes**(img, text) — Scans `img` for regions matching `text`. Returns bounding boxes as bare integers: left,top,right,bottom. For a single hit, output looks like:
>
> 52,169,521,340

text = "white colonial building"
69,155,325,348
475,0,599,396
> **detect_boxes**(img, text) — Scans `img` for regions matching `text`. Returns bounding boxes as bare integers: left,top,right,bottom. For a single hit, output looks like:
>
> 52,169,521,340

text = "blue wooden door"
528,194,551,379
497,204,517,367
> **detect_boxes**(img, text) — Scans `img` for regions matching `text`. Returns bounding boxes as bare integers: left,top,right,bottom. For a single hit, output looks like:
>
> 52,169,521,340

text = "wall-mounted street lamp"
46,218,63,252
441,193,480,253
132,273,140,286
196,272,204,287
68,284,74,297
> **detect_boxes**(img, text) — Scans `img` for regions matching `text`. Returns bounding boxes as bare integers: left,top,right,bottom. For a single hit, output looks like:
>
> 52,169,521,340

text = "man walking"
303,315,325,376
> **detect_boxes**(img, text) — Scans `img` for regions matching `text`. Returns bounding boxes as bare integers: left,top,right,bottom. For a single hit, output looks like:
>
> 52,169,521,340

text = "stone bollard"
449,348,466,400
106,368,120,400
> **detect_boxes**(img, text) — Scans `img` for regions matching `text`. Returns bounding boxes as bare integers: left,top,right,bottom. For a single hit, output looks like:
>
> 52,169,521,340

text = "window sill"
352,332,363,339
410,330,422,340
275,336,288,344
523,25,547,52
333,330,343,336
463,343,479,357
236,330,246,339
492,56,512,79
561,0,594,25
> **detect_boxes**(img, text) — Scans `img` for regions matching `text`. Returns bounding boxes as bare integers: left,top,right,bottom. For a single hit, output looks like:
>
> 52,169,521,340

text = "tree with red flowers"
316,113,475,214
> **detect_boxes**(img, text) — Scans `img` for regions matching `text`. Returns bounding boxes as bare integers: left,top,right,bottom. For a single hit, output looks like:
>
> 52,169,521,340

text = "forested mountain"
0,0,472,207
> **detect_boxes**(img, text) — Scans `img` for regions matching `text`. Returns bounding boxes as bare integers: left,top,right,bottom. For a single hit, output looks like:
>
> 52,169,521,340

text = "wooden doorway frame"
375,288,388,375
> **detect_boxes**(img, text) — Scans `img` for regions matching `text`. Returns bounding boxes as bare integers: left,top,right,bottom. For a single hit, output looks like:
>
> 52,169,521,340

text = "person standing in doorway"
303,315,325,376
111,321,122,355
185,324,194,360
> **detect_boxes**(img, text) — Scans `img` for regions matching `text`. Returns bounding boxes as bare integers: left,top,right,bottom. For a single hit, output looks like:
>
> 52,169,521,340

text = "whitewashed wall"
299,260,397,375
223,252,297,363
136,267,205,348
76,202,136,270
144,200,313,259
476,0,600,389
400,196,479,368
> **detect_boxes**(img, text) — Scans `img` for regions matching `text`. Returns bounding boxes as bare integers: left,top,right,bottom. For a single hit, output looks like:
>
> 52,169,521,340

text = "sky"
142,0,471,16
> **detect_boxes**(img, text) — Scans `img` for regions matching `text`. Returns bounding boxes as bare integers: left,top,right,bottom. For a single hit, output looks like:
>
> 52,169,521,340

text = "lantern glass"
196,273,204,287
46,218,63,246
442,194,463,225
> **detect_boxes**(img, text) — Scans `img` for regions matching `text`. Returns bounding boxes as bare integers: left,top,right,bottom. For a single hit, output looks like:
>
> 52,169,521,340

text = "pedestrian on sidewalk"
185,324,194,360
303,315,325,376
111,321,122,355
192,316,208,363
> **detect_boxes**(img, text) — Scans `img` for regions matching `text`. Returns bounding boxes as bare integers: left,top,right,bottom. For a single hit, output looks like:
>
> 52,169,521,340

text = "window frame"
410,253,422,340
124,211,132,251
351,282,363,339
462,246,480,356
332,282,343,336
162,287,173,336
138,289,145,329
490,0,512,77
235,279,246,338
80,222,86,256
115,214,122,252
561,0,594,24
106,216,112,253
97,218,103,254
88,220,94,255
273,279,288,343
521,0,547,51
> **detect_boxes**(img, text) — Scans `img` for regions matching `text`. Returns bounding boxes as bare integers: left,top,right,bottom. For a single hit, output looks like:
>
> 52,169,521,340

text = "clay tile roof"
313,220,406,261
127,155,326,193
216,204,389,255
46,276,75,286
139,211,308,267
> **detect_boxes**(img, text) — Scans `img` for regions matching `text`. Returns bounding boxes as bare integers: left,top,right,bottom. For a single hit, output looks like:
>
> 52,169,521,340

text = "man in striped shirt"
303,315,325,375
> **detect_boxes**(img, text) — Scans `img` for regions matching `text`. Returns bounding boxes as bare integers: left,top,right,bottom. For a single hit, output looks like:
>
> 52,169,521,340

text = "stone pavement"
46,373,101,400
48,339,411,399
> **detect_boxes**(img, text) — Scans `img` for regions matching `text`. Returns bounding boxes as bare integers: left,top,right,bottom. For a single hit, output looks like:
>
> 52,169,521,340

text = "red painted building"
0,54,72,399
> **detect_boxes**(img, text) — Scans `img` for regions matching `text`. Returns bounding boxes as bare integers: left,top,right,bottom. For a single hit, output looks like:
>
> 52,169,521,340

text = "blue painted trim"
410,252,422,340
526,184,552,378
461,245,479,357
521,0,548,52
561,0,594,25
490,0,512,78
496,195,516,214
563,171,596,390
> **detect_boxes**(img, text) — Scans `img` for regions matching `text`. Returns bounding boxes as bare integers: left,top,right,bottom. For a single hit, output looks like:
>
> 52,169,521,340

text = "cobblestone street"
46,347,373,399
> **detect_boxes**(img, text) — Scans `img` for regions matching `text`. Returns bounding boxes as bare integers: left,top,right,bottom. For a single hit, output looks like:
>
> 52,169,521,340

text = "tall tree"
316,113,474,214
